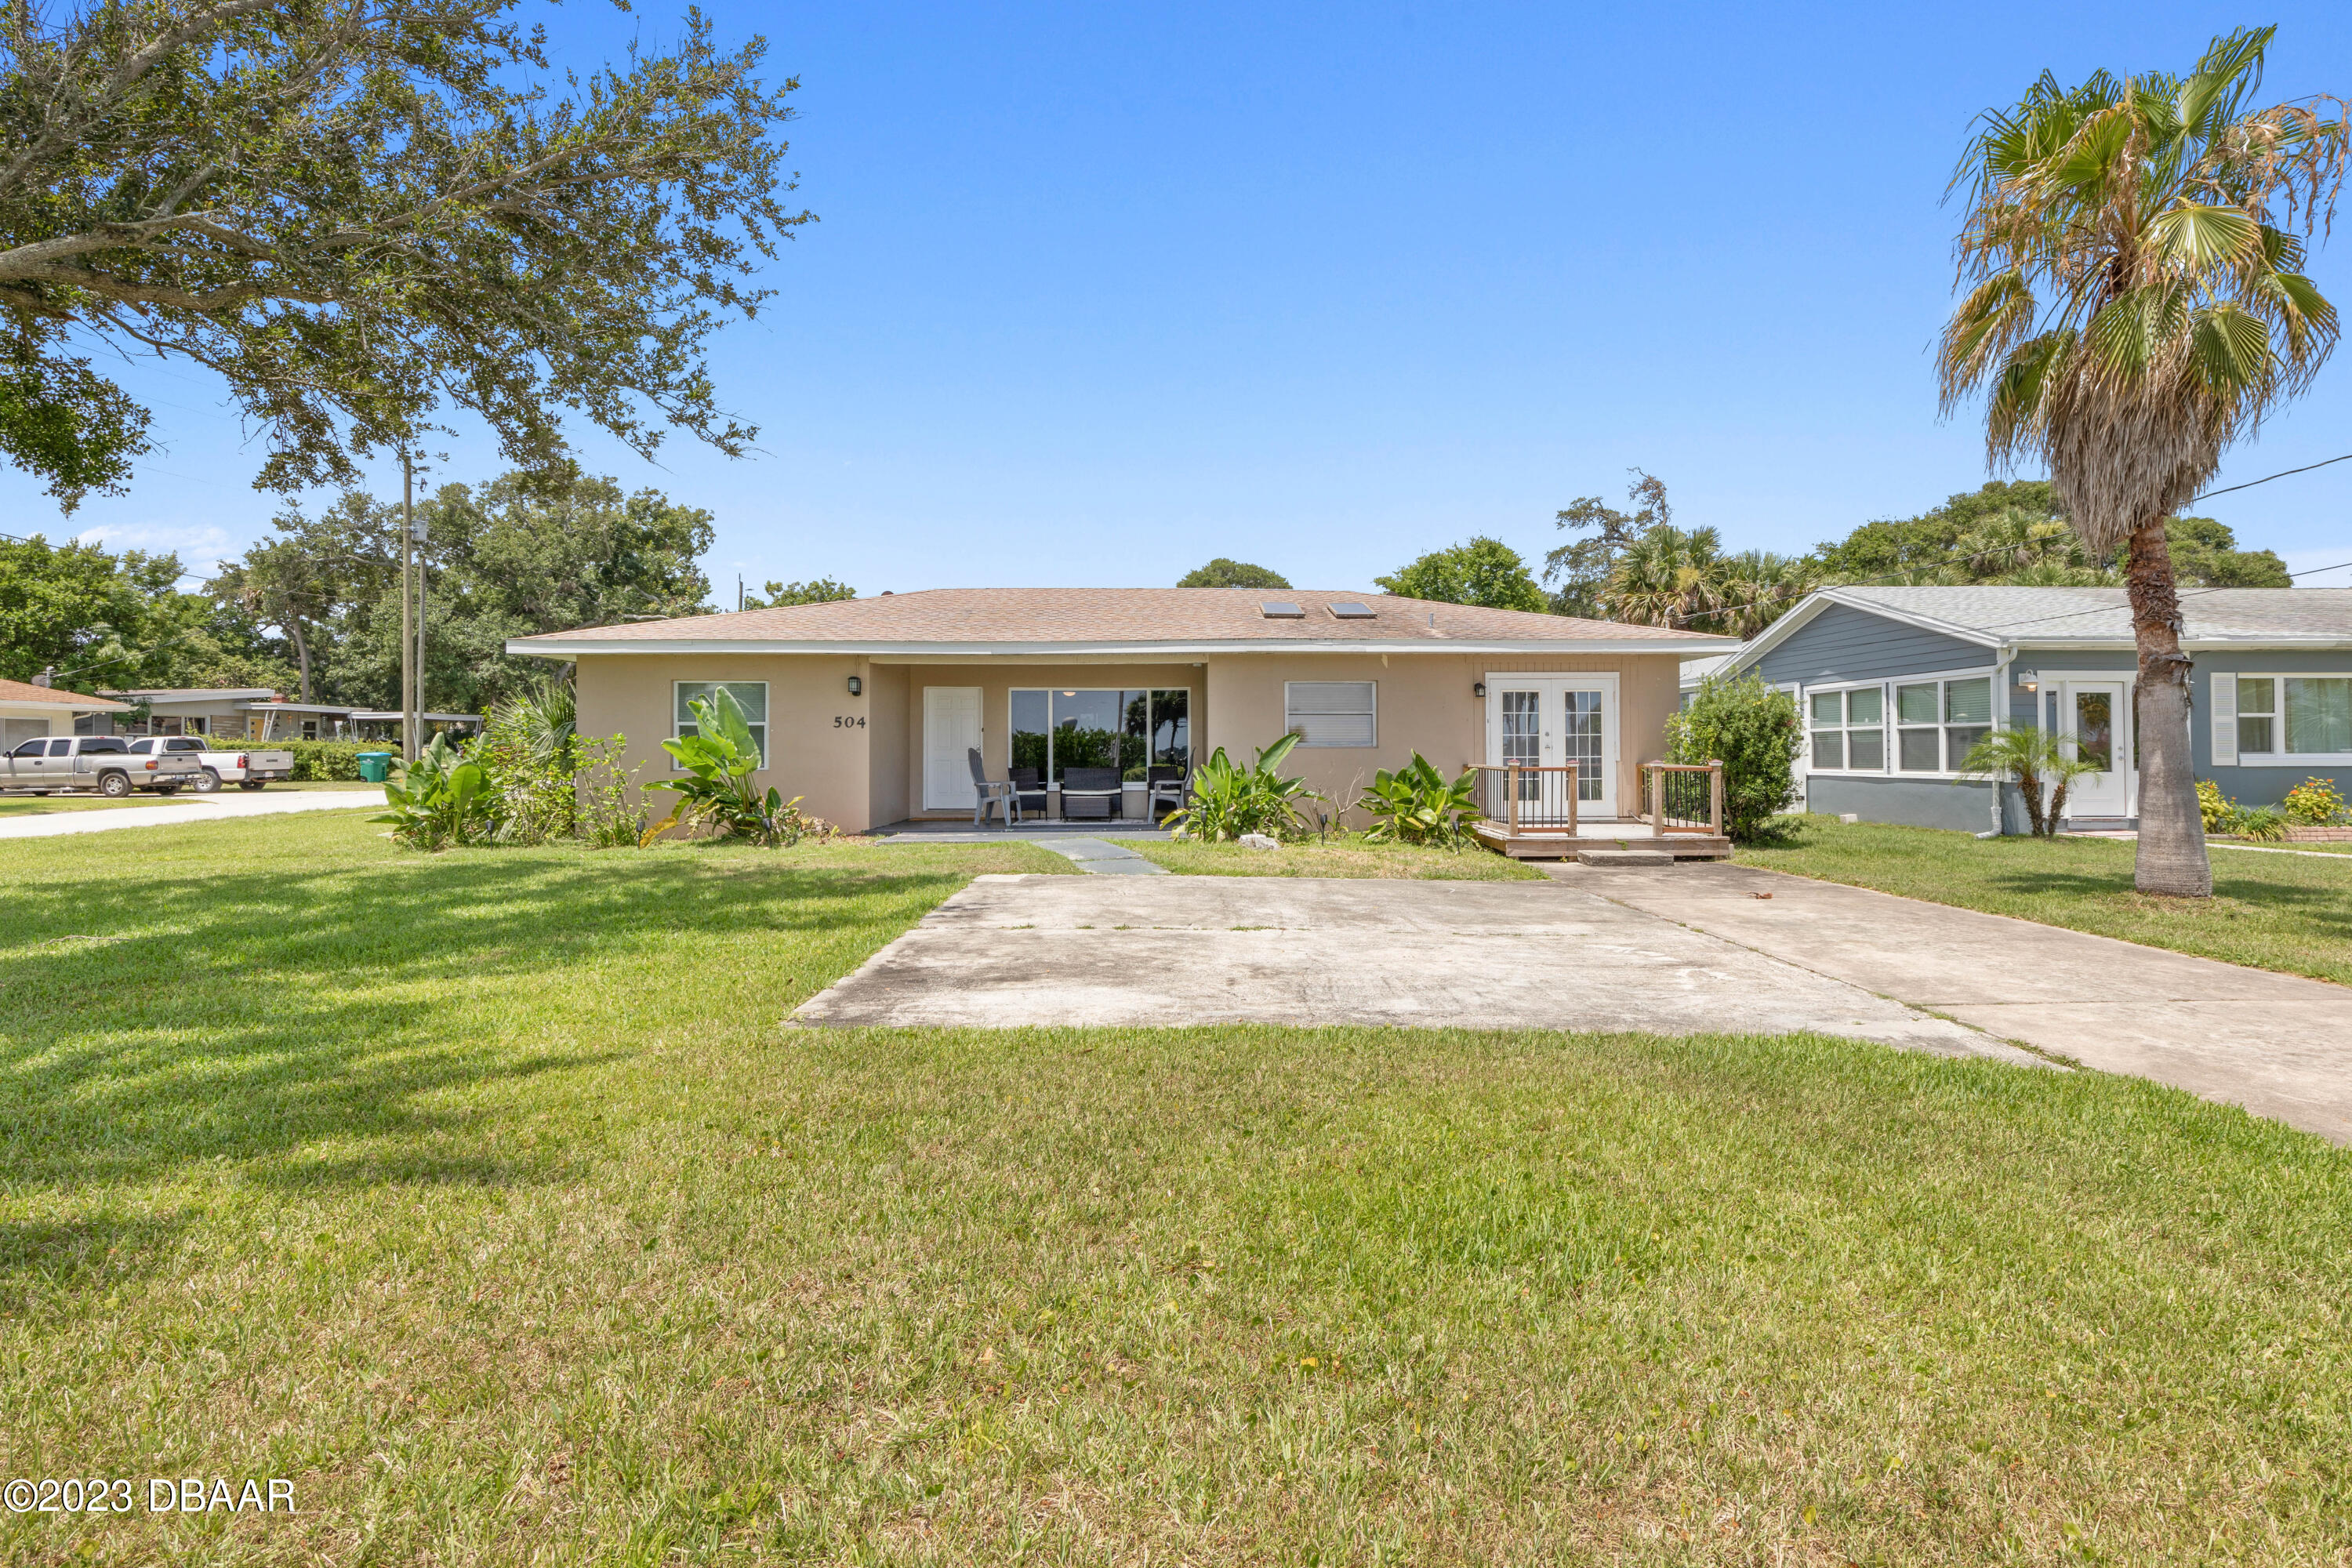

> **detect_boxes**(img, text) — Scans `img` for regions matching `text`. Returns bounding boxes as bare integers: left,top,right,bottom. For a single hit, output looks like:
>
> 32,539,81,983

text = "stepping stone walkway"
1033,837,1168,875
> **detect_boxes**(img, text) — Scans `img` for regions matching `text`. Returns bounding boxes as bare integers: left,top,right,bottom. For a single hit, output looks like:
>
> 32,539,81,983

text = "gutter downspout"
1986,644,2015,838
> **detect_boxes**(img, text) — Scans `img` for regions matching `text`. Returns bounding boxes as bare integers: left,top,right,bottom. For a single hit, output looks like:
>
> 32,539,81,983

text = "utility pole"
400,452,419,764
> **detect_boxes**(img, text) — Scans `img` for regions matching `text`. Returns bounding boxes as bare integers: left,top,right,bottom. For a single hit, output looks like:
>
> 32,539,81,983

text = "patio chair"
966,748,1022,827
1011,767,1051,821
1145,763,1189,822
1059,766,1123,821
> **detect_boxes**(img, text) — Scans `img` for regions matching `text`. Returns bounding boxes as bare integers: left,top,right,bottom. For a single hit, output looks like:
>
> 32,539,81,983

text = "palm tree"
1713,549,1822,637
1939,27,2347,896
1601,523,1728,629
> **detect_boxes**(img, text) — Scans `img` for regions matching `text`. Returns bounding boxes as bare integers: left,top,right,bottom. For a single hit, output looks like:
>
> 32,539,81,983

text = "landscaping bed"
1134,831,1544,879
1738,815,2352,986
3,812,2347,1564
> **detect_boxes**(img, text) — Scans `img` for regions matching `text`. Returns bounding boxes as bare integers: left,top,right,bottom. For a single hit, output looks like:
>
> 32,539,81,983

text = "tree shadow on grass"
0,1211,198,1316
0,851,977,1192
1973,862,2352,960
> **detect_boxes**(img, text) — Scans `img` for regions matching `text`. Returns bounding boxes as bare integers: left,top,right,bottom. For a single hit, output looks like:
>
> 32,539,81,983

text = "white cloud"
72,521,238,580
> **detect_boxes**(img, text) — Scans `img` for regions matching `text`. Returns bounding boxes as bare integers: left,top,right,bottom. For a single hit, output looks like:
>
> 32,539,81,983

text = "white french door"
1483,674,1618,817
922,686,982,811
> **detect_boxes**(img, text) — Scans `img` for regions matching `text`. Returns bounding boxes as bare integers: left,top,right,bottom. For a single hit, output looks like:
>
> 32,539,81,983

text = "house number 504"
833,716,866,728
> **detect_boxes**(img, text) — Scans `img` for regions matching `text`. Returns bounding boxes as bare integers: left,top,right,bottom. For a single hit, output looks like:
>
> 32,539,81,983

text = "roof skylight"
1328,601,1375,619
1259,601,1305,619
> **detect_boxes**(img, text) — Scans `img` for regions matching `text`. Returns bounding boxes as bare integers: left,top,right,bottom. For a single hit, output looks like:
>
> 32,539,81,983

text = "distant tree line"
4,468,724,711
1203,469,2292,635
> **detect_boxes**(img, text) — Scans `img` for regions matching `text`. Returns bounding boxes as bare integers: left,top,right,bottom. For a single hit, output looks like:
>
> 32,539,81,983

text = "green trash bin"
356,751,394,783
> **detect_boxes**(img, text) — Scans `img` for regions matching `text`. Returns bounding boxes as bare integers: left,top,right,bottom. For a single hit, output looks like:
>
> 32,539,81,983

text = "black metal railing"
1468,764,1580,835
1641,760,1724,836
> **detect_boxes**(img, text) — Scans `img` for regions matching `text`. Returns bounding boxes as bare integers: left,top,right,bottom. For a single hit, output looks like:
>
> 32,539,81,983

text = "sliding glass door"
1010,688,1190,782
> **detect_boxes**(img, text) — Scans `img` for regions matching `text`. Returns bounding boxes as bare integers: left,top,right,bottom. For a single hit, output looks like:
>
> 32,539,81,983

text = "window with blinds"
1283,681,1376,747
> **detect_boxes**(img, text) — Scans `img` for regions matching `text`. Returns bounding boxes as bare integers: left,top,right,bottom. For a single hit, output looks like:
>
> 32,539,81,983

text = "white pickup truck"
0,735,209,797
123,735,298,792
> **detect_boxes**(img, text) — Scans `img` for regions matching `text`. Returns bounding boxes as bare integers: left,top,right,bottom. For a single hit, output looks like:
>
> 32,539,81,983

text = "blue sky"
18,0,2352,592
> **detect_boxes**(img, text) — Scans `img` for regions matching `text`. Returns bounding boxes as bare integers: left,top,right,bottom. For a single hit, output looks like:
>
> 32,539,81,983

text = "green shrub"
1357,753,1476,846
480,682,580,844
1167,733,1323,842
642,690,828,847
201,737,378,780
2197,777,2234,832
372,734,495,850
1664,673,1799,841
2233,805,2290,841
2281,776,2348,826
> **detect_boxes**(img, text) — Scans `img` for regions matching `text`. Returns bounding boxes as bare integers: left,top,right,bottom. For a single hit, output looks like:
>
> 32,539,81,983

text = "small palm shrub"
1664,674,1798,841
1167,733,1322,841
1357,753,1477,846
1957,725,2101,838
2282,776,2348,826
481,680,582,844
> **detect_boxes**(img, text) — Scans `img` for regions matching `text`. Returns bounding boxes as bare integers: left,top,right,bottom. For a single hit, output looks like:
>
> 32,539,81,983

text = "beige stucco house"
506,588,1736,832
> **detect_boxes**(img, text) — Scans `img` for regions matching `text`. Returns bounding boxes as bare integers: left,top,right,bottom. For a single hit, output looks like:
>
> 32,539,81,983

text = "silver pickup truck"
123,735,298,792
1,735,208,797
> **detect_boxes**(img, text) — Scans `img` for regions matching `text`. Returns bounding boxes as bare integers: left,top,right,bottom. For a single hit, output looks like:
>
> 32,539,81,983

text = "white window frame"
673,681,769,770
1806,667,1994,780
1285,681,1377,748
1802,680,1889,774
2224,672,2352,767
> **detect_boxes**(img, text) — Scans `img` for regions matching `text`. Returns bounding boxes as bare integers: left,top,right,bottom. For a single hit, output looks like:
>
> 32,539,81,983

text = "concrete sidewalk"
0,788,387,840
793,875,2038,1062
1552,860,2352,1145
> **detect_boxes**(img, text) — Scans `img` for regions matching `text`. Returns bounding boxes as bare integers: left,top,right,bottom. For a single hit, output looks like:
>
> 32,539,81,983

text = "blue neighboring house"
1715,586,2352,833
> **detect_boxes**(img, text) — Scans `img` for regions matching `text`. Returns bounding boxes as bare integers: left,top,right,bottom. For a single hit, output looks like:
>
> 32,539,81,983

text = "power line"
2191,452,2352,502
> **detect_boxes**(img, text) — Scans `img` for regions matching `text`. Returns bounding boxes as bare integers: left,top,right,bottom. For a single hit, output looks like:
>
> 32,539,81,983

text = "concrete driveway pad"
793,875,2033,1062
1553,861,2352,1145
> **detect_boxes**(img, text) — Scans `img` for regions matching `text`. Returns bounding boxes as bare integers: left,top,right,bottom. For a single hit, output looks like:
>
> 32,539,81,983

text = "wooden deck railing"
1467,764,1579,836
1641,760,1725,836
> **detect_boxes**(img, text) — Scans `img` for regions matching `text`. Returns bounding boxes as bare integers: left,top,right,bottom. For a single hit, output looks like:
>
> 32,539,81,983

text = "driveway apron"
1552,860,2352,1145
793,874,2034,1062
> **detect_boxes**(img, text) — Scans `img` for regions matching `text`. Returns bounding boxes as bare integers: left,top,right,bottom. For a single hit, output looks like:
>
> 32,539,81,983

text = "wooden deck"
1471,818,1733,861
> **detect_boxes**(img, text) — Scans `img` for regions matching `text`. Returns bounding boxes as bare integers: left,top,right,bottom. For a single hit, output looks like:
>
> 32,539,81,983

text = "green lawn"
1133,831,1544,879
5,815,2350,1564
1738,815,2352,987
2211,837,2352,855
0,782,381,817
0,793,198,816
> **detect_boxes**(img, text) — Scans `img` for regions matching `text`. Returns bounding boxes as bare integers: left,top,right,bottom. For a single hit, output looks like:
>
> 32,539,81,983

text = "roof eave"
506,635,1740,659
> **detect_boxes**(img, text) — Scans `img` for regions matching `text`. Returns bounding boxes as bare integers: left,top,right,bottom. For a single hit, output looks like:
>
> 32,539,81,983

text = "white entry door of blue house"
1483,674,1618,818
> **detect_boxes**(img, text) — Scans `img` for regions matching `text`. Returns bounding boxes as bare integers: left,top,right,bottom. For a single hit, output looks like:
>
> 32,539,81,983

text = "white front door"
2060,680,2133,818
1483,675,1618,817
923,686,983,811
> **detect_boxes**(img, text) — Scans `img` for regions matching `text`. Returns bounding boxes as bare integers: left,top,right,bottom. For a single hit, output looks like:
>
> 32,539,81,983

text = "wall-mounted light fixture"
846,675,862,696
2014,669,2038,693
1473,681,1486,699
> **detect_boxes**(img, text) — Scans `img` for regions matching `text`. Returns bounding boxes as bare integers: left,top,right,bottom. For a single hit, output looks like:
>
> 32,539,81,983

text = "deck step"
1575,847,1675,866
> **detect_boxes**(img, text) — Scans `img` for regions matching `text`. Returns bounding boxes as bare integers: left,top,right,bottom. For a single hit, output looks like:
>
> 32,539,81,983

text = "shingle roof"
1833,586,2352,644
0,677,129,710
506,588,1734,653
